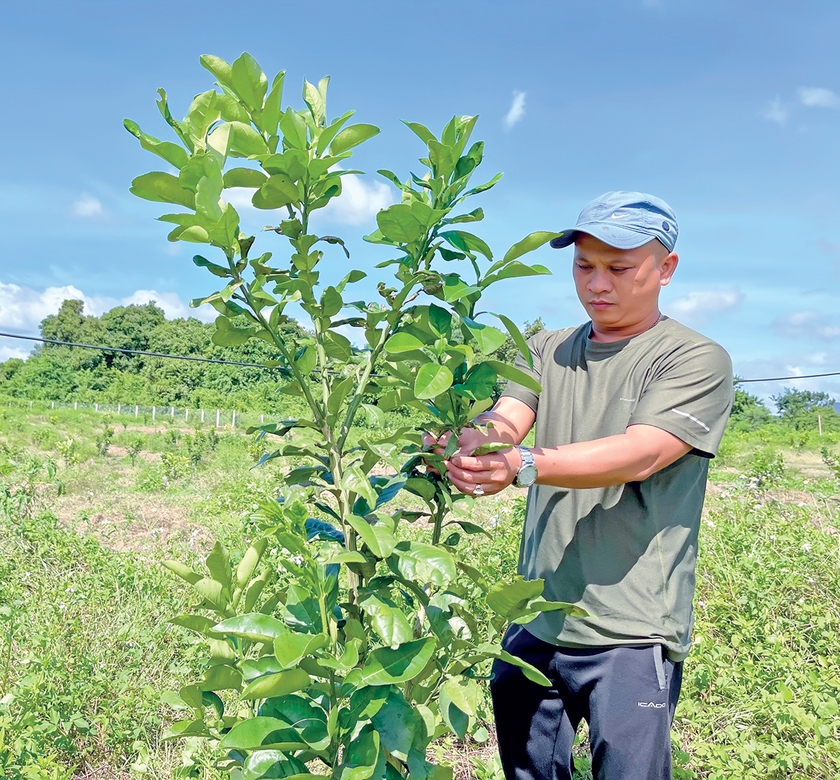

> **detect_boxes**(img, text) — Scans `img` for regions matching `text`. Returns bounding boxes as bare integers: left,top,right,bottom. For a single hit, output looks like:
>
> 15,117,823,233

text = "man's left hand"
446,446,522,497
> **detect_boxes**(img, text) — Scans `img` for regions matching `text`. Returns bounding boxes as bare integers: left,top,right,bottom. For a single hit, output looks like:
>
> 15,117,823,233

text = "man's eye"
611,267,629,273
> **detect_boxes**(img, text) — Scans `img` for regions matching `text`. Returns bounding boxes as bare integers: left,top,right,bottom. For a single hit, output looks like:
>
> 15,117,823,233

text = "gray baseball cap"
550,191,679,252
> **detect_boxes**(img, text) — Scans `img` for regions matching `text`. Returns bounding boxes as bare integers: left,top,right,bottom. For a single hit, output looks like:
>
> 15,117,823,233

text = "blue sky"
2,0,840,403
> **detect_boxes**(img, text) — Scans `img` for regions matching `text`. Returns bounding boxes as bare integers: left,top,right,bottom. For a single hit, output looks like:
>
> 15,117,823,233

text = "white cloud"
798,87,840,109
225,187,259,213
0,283,216,349
772,310,840,341
318,174,393,226
72,194,103,217
0,342,30,361
763,96,788,125
664,288,743,326
504,91,527,131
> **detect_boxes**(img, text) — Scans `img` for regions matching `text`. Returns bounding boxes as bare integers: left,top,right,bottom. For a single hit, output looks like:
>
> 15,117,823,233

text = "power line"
738,371,840,383
0,332,267,368
1,330,840,384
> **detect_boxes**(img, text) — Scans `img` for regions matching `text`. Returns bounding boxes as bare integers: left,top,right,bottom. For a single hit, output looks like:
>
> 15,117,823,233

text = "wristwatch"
514,446,538,487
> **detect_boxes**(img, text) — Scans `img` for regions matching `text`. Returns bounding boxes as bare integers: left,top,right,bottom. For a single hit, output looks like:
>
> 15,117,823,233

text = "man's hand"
446,445,523,497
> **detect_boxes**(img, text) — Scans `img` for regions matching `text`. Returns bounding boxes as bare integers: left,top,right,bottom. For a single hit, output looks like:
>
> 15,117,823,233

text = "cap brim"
549,223,656,251
549,230,578,249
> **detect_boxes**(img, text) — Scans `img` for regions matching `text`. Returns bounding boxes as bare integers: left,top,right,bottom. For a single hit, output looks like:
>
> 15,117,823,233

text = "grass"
1,400,840,779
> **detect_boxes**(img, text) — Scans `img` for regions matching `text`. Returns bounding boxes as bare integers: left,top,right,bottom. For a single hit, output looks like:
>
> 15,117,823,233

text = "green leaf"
442,275,480,303
428,304,452,337
236,539,266,589
213,613,289,642
220,717,308,752
442,676,481,718
200,664,242,691
338,725,381,780
477,642,552,687
224,167,268,188
384,332,424,354
357,518,399,560
130,172,195,209
376,204,426,244
279,108,308,150
402,120,437,145
323,331,353,361
330,123,381,155
241,668,312,700
371,691,419,762
453,362,497,401
461,318,506,355
229,121,270,156
274,633,329,669
206,540,232,591
231,52,268,111
351,638,436,686
321,286,343,318
123,119,189,169
360,594,414,649
392,542,456,587
169,613,217,634
414,363,453,400
242,751,308,780
486,576,544,618
162,719,211,741
162,560,202,585
481,261,551,289
283,584,322,632
468,442,509,456
213,316,255,347
503,231,563,263
485,361,541,394
327,375,355,416
262,71,286,138
440,230,493,260
253,173,301,210
303,79,326,127
199,54,234,88
493,313,534,369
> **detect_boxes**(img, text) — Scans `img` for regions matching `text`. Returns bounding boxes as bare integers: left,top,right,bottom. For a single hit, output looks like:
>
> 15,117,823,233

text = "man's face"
572,234,678,335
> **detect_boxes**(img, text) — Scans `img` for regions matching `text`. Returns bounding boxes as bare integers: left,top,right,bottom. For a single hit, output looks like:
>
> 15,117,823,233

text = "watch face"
518,464,538,486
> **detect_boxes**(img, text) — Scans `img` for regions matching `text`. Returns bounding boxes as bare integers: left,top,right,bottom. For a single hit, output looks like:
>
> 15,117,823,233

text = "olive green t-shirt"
502,317,733,661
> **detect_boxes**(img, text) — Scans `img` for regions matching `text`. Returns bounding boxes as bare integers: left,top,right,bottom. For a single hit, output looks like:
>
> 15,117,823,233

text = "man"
444,192,733,780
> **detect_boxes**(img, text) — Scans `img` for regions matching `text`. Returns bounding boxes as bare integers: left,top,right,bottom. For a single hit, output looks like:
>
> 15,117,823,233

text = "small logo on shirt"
637,702,666,709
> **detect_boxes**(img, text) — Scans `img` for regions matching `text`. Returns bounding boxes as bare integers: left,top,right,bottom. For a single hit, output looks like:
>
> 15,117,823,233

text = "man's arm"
446,423,692,495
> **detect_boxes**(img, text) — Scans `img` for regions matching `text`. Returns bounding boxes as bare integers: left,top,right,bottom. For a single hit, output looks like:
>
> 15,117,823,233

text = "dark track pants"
490,625,683,780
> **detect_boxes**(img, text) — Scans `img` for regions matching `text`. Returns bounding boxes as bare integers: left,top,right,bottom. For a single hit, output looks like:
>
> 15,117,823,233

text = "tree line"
1,299,837,431
0,299,304,411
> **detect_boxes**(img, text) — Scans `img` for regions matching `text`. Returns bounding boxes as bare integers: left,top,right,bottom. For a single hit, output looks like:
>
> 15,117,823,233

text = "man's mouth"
589,300,613,307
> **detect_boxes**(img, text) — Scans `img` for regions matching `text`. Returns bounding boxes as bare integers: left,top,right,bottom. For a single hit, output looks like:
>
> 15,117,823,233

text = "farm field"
1,401,840,780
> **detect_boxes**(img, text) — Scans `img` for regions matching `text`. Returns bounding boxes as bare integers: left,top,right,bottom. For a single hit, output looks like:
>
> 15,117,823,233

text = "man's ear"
659,252,678,287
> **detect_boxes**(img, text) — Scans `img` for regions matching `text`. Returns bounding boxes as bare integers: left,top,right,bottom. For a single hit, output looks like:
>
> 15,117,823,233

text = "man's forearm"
531,428,692,489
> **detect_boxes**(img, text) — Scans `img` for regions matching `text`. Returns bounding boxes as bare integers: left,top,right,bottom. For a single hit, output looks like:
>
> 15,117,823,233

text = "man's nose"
587,270,611,293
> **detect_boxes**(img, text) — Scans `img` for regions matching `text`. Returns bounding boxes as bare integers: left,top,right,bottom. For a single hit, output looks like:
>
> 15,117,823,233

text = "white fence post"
185,408,189,422
95,403,98,412
74,401,78,410
135,405,139,418
261,413,264,424
201,409,205,423
29,401,32,409
52,401,55,408
152,406,156,421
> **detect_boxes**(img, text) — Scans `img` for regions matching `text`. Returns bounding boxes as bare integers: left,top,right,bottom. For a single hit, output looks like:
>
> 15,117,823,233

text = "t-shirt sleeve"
628,340,734,457
500,329,550,413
